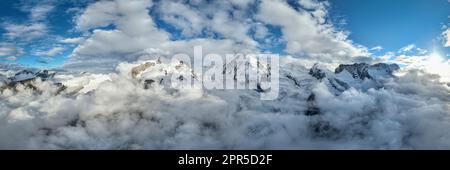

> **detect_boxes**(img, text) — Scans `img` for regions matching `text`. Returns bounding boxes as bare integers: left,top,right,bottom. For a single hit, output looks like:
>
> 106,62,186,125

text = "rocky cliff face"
335,63,373,80
2,57,450,149
0,69,59,92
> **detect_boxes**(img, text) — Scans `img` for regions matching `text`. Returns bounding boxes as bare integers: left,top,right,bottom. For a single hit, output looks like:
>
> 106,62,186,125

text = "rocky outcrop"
131,62,156,78
335,63,373,80
309,62,400,95
0,69,61,93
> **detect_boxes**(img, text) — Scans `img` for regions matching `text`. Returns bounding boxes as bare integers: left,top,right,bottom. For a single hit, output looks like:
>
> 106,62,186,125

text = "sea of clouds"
0,58,449,149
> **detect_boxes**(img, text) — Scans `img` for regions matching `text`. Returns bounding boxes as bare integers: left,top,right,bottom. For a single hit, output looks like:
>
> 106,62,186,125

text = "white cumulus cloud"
256,0,369,62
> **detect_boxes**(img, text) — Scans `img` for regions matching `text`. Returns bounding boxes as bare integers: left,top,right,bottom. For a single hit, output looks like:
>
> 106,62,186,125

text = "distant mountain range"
0,58,400,117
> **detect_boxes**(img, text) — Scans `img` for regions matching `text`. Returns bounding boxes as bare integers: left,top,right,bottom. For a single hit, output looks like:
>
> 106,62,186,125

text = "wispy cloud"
0,43,24,60
35,47,64,57
3,23,48,41
370,46,383,51
398,44,416,53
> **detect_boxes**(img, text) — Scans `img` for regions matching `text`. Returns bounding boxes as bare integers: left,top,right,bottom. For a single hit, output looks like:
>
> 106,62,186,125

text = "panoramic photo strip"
0,0,449,168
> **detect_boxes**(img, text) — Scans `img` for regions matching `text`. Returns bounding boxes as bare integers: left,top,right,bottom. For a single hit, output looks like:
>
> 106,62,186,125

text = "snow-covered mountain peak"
309,62,400,94
335,63,372,80
7,69,56,82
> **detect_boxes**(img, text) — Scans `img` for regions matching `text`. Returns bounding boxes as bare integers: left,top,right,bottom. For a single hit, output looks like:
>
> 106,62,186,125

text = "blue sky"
0,0,87,68
0,0,449,69
330,0,450,56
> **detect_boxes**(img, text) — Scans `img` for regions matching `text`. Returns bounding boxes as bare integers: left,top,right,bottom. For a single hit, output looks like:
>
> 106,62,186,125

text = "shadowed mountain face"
0,58,449,149
10,70,56,82
0,60,405,118
335,63,400,80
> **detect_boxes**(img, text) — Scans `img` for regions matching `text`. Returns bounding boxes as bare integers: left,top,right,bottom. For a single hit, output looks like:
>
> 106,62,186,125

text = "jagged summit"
7,69,56,82
309,62,400,94
335,63,399,80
